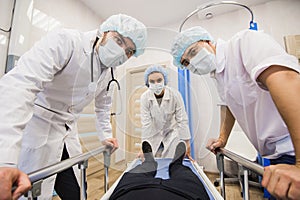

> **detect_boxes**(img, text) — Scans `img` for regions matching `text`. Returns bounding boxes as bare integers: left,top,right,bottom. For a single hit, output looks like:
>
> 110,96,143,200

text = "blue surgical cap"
99,14,147,57
144,64,168,87
171,26,214,68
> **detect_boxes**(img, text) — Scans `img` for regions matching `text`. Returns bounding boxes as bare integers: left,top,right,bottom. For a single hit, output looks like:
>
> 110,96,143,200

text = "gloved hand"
102,138,119,153
206,138,226,154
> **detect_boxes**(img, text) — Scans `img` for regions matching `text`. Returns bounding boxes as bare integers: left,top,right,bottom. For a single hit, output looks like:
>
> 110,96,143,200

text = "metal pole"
26,190,33,200
28,146,106,183
218,148,264,175
103,148,111,192
4,0,16,72
104,166,109,192
24,146,107,199
79,160,88,200
214,148,265,200
243,168,249,200
216,152,226,199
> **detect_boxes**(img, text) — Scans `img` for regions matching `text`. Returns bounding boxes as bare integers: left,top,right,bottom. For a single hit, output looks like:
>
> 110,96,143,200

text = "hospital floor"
52,162,267,200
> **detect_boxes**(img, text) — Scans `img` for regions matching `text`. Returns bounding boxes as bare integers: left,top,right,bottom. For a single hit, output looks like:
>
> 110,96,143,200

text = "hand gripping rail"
215,148,264,200
25,146,111,200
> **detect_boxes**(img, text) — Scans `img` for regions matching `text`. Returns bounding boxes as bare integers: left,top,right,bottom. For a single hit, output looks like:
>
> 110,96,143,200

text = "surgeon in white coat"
171,26,300,200
0,14,147,200
140,65,191,159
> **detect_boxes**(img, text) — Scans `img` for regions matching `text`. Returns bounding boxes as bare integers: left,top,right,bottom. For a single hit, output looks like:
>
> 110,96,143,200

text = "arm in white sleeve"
0,29,74,165
94,78,113,141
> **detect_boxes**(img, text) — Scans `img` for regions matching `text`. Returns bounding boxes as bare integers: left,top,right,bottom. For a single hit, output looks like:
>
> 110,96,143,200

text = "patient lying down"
109,141,210,200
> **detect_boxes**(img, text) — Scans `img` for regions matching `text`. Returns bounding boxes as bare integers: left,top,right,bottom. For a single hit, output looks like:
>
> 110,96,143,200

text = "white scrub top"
214,29,300,159
0,29,113,198
140,86,191,158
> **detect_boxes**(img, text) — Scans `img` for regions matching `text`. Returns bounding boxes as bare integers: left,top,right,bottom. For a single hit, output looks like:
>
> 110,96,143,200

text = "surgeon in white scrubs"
140,64,191,159
0,14,147,200
171,26,300,199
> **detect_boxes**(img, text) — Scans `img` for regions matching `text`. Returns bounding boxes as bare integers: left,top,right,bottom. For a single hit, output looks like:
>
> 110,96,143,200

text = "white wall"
0,0,102,76
166,0,300,172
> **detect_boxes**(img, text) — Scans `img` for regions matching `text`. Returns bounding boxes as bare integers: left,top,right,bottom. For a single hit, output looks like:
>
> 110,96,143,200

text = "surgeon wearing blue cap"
171,26,300,199
0,14,147,200
139,64,191,160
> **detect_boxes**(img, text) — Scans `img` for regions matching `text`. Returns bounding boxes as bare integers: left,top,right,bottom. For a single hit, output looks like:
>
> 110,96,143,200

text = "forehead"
148,72,164,80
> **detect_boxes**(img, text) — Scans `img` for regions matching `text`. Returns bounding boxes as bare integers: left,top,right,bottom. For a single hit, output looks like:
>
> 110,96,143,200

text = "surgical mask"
149,82,164,95
98,38,128,68
188,48,216,75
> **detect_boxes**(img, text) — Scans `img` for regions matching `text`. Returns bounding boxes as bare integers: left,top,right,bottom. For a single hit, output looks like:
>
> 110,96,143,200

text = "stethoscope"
90,36,121,115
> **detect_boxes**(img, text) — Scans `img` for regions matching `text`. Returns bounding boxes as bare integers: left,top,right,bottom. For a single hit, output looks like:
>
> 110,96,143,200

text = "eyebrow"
149,78,160,81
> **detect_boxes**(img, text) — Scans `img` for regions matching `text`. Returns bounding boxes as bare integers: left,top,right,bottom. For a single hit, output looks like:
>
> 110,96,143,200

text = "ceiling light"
205,12,213,19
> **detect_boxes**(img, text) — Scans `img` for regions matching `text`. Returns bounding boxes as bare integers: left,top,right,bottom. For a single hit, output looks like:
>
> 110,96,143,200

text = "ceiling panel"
80,0,273,27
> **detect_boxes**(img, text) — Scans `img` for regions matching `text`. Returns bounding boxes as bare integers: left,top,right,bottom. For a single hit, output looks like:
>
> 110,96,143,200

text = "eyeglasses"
111,33,136,58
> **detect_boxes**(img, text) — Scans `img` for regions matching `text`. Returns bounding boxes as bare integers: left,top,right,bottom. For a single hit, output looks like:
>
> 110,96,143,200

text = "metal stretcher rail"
24,146,111,200
215,148,264,200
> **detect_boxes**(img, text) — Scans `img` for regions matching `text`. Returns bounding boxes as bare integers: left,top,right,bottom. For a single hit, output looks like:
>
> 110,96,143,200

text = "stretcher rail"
215,148,264,200
217,148,264,175
25,146,111,200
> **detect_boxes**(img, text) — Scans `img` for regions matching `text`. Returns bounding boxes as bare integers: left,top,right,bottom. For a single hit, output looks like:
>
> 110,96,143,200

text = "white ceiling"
80,0,273,27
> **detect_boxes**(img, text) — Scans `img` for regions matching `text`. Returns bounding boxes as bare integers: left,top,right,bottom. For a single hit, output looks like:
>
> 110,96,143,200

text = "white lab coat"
0,29,114,199
140,86,190,158
214,29,300,159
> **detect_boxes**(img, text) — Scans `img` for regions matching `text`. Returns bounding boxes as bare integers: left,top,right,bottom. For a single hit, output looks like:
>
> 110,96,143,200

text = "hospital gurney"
100,158,223,200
